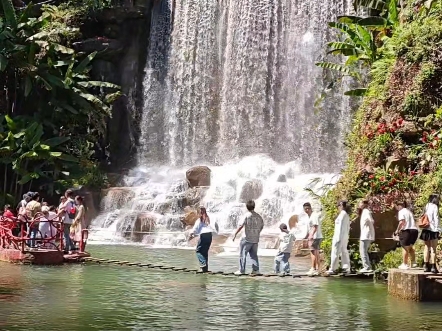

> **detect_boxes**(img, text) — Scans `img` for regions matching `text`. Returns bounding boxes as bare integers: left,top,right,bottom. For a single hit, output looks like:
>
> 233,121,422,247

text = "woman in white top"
358,200,375,273
189,206,217,273
327,201,351,275
394,201,418,270
420,194,440,273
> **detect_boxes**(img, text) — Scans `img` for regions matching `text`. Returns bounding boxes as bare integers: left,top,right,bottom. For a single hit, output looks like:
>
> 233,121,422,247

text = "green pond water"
1,245,442,331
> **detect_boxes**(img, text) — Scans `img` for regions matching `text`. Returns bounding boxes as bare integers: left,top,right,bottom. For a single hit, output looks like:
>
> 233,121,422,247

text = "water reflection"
1,246,442,331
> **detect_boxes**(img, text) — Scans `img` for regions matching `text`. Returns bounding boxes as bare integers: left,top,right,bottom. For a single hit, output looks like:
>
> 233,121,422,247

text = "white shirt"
424,203,440,232
333,210,350,242
397,208,417,231
360,208,375,241
278,232,295,253
308,212,323,239
192,217,217,235
62,198,76,225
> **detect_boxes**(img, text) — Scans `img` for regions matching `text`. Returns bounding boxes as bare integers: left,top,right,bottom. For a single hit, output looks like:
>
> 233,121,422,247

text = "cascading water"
90,0,353,247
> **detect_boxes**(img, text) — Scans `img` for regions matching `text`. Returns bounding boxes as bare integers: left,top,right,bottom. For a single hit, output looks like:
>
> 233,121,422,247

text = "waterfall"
138,0,354,172
90,0,353,245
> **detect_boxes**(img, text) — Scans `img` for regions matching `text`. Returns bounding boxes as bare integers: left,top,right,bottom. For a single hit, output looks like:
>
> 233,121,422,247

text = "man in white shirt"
304,202,323,276
359,200,375,273
233,200,264,275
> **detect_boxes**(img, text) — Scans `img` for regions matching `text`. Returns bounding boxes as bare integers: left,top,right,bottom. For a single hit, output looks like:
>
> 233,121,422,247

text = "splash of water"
90,155,338,245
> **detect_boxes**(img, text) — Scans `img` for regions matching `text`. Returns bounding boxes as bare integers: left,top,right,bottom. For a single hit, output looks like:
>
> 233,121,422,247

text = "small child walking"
274,223,295,275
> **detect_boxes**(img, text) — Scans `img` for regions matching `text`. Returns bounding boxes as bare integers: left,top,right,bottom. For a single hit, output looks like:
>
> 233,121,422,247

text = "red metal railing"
0,213,66,252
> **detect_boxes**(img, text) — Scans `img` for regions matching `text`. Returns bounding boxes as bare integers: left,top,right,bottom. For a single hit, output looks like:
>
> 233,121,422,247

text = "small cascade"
90,155,338,246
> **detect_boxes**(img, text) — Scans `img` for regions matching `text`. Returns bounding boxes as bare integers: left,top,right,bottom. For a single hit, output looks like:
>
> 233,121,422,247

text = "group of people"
2,189,87,254
188,194,441,275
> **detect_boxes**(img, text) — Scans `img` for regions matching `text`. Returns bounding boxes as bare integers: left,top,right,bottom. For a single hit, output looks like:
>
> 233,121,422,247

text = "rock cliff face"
82,1,155,171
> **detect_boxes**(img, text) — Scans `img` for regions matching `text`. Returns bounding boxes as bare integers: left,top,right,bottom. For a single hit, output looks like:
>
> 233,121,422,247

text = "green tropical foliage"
316,0,401,96
0,0,121,204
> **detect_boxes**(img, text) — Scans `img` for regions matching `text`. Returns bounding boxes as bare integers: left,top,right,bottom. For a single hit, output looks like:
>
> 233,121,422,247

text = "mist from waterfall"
90,0,354,245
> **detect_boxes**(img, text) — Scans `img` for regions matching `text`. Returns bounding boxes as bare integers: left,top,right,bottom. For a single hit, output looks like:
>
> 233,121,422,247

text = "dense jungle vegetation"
316,0,442,270
0,0,120,204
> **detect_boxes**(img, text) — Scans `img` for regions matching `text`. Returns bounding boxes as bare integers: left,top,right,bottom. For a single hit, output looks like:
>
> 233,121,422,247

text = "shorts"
399,229,418,247
309,238,322,250
420,229,440,241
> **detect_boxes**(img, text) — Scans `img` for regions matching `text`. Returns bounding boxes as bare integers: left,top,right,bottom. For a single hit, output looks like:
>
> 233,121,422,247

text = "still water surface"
0,245,441,331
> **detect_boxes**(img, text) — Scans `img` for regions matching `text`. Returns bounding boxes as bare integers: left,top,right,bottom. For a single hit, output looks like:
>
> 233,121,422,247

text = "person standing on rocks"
358,200,375,273
304,202,323,276
189,206,217,273
233,200,264,275
326,201,351,275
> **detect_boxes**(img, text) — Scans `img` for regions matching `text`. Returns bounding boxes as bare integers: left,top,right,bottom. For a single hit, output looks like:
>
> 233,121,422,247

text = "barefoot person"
274,223,295,275
394,201,418,270
233,200,264,275
304,202,323,276
189,206,217,273
327,201,351,275
420,194,440,273
359,200,375,273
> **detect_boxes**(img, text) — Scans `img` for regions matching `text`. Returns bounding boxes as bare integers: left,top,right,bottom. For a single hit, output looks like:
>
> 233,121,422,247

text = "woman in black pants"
189,207,217,272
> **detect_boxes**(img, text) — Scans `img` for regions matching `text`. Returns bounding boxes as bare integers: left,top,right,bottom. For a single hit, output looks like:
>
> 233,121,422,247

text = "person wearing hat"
274,223,295,275
189,206,218,272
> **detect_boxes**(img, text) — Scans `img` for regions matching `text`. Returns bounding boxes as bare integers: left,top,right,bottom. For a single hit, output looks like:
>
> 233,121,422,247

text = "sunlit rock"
186,166,211,187
288,214,298,230
100,187,136,211
239,179,263,202
182,206,199,226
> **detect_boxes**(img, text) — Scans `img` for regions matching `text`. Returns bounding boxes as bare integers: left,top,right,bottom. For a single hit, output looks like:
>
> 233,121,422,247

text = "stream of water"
1,245,441,331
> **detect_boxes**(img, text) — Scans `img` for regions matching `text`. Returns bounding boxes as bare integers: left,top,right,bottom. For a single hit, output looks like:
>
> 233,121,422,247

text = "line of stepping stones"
80,257,378,279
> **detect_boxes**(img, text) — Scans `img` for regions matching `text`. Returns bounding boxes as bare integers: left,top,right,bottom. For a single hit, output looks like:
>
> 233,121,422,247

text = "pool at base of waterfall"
0,245,441,331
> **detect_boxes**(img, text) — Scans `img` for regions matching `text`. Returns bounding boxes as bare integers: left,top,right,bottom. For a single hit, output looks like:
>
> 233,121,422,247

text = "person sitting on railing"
39,206,58,249
25,192,42,249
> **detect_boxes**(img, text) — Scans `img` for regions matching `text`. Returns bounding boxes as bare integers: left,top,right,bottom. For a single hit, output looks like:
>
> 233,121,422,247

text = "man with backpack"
58,189,77,254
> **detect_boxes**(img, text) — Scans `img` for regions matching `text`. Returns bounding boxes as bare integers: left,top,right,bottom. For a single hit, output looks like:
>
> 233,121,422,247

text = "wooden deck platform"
388,268,442,301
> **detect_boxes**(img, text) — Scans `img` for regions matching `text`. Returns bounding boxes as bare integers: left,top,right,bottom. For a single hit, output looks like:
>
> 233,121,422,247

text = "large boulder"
239,179,263,202
186,166,211,187
134,213,156,233
288,215,298,230
100,187,135,211
182,206,199,227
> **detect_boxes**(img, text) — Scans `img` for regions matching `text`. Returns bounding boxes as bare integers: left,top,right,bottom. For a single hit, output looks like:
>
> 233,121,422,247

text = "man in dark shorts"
394,201,418,270
304,202,323,276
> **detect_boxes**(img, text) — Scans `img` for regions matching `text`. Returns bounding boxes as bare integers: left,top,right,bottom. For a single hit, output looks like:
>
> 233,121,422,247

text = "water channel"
1,245,441,331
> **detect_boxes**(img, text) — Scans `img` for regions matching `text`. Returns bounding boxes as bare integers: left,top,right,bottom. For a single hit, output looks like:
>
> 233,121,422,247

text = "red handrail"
0,214,65,252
